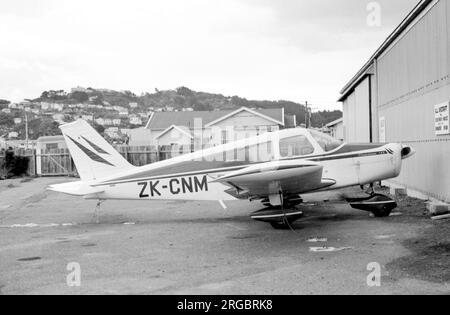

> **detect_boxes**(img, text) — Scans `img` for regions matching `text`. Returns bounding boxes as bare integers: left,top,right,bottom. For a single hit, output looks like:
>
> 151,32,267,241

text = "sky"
0,0,418,110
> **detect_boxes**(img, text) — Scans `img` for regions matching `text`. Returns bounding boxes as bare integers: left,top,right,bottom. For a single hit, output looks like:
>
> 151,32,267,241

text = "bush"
4,150,30,178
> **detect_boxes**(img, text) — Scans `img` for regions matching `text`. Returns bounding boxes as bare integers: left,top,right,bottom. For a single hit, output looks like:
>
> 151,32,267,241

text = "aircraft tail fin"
60,119,134,181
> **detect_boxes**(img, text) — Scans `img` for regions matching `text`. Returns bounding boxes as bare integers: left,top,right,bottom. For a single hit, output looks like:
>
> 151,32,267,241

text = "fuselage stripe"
93,149,389,187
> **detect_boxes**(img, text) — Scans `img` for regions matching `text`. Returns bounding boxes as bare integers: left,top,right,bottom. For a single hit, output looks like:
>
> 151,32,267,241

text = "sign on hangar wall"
435,102,450,136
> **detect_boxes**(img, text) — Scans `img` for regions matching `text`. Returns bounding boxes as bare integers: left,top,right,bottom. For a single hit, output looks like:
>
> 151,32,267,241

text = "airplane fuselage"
87,143,403,202
50,125,413,208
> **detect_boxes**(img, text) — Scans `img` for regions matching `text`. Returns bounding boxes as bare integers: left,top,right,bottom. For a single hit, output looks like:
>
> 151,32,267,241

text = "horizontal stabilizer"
48,181,104,196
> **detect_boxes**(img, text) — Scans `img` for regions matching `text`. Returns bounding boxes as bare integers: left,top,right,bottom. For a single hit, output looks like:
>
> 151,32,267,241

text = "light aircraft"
49,120,415,229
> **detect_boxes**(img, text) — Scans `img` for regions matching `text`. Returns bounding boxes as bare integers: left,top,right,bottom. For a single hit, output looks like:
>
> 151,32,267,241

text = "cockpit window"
309,130,343,152
280,136,315,158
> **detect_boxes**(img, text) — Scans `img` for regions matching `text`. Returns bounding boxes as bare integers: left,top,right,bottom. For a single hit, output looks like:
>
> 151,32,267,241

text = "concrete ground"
0,177,449,295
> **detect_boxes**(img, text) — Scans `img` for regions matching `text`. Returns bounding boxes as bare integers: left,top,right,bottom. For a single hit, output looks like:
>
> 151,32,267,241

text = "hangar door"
342,76,371,143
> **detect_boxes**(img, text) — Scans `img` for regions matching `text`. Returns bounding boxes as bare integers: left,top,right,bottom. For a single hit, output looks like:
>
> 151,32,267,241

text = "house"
103,118,113,126
1,139,37,149
325,118,344,142
144,106,296,147
81,115,94,122
113,106,126,112
40,102,50,110
71,86,88,93
105,127,120,139
129,116,142,126
121,128,152,146
14,118,22,125
52,103,65,111
95,118,106,126
0,137,6,150
8,132,19,139
129,102,139,108
119,110,129,117
112,119,121,126
52,114,65,123
2,108,11,114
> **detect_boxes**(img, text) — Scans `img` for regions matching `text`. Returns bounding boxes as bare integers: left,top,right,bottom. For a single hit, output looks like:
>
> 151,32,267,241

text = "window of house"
279,136,314,158
46,143,59,150
221,130,228,145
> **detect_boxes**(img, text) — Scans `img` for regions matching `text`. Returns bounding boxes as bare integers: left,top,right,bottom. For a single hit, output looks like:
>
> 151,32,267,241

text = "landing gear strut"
94,199,105,224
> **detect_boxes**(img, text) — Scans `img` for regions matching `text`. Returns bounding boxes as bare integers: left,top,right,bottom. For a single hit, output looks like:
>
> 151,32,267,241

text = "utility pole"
304,101,308,128
308,106,312,129
25,110,29,150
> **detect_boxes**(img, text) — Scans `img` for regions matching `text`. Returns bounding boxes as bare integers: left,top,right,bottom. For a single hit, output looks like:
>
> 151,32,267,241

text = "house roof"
36,135,66,143
204,107,284,127
154,125,193,140
145,107,285,130
326,118,343,128
338,0,432,102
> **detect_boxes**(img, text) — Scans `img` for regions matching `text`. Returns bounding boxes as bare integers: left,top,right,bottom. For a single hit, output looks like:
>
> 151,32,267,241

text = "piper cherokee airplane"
49,119,415,229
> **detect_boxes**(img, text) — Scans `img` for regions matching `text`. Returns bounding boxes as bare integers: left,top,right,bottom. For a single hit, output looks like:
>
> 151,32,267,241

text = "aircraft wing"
213,160,335,198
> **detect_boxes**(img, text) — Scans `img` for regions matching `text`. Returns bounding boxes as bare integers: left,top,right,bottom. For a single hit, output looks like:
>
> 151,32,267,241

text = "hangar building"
338,0,450,202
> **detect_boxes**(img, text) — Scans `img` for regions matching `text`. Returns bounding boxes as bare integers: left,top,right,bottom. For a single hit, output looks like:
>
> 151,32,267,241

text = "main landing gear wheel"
270,218,299,230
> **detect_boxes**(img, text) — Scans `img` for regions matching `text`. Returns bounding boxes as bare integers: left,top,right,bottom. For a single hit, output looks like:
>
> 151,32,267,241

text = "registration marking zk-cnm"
138,175,209,198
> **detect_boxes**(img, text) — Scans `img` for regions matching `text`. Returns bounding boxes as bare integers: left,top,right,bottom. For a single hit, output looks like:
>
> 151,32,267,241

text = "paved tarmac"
0,177,448,295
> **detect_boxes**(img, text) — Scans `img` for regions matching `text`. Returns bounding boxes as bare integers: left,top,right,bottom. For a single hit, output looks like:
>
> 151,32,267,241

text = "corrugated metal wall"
343,77,371,143
376,0,450,202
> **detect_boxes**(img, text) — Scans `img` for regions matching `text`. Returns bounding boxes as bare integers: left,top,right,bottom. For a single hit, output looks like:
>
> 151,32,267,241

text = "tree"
93,123,105,134
0,99,10,109
0,112,14,127
193,102,213,111
27,118,61,139
70,91,89,103
40,91,49,99
176,86,194,98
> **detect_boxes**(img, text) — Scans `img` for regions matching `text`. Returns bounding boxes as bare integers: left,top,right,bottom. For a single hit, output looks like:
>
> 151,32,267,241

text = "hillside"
33,86,342,128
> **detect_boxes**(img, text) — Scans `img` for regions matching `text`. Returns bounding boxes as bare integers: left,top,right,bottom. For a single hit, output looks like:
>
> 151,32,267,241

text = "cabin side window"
202,142,274,163
279,136,315,158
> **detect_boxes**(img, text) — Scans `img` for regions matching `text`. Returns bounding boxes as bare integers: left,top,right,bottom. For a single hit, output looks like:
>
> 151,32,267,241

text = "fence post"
33,149,37,176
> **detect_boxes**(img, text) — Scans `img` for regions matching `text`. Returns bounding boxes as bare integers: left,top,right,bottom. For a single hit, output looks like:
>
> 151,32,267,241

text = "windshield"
280,135,315,157
309,130,343,152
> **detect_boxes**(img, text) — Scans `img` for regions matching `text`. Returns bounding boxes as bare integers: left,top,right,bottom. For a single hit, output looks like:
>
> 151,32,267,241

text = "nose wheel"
348,187,397,218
